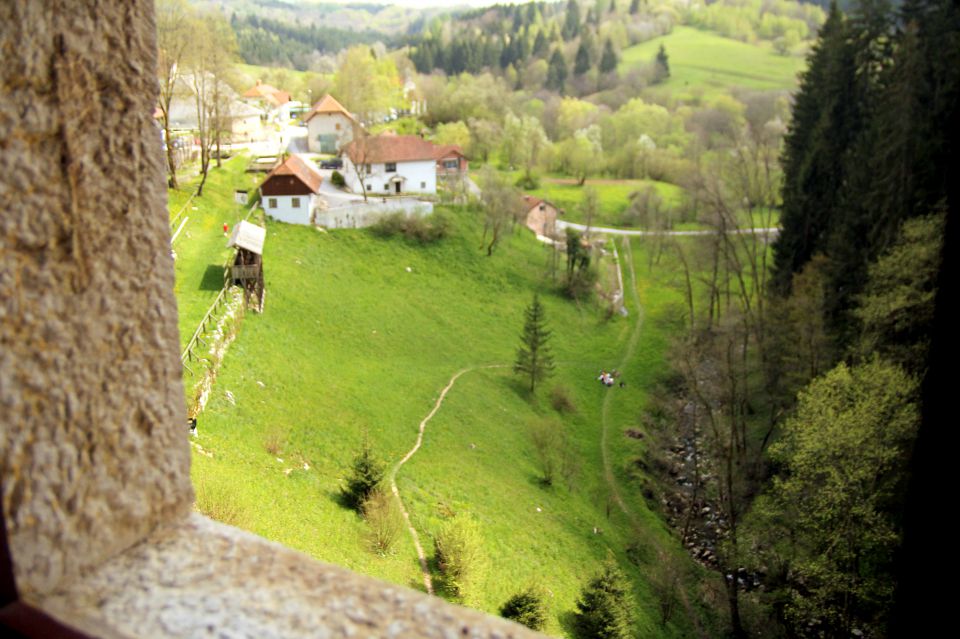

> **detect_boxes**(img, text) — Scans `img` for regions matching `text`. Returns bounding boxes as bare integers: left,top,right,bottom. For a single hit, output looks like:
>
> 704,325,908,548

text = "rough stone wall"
0,1,192,598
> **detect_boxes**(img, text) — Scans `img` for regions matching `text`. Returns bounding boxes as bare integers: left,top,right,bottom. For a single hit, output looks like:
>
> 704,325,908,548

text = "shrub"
434,514,487,602
362,488,404,555
550,385,577,414
500,586,548,631
514,174,540,190
263,426,285,456
529,418,580,490
331,170,345,187
343,441,385,511
573,557,635,639
370,212,450,244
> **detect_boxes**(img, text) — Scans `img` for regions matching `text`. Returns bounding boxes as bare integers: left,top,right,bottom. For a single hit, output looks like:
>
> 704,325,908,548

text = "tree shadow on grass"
198,264,226,291
557,610,579,638
327,487,359,512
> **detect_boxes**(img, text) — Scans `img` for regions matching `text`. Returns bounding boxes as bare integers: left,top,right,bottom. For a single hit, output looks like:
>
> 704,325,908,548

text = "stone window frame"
0,3,543,636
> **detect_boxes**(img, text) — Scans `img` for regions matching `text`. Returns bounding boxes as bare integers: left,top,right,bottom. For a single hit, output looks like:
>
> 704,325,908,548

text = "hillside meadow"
621,26,806,100
187,205,714,636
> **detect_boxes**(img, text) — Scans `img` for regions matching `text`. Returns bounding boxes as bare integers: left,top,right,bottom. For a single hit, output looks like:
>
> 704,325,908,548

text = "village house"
341,135,467,196
260,154,324,225
163,74,264,144
304,94,359,154
522,194,560,238
242,79,294,123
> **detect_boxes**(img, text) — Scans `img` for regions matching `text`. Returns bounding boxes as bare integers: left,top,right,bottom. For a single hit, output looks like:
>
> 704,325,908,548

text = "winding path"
388,364,507,595
601,237,709,638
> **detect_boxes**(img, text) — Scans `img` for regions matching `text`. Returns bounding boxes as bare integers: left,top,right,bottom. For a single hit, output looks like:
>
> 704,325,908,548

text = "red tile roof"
304,94,356,123
522,195,545,210
243,80,291,105
344,135,464,164
434,144,466,160
263,155,322,194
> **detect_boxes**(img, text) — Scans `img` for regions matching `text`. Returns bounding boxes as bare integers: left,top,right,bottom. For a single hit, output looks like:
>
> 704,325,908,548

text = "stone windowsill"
32,514,543,639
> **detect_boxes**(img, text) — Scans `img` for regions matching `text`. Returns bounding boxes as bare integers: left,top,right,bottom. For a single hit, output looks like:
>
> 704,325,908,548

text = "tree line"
230,13,385,71
643,0,958,636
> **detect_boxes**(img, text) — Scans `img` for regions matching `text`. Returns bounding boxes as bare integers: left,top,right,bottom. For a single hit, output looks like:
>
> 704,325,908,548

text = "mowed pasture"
187,206,705,637
621,26,806,99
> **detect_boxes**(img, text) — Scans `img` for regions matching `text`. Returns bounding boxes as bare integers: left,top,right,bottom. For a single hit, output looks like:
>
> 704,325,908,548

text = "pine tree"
654,43,669,81
514,294,555,392
574,41,592,75
532,30,549,58
500,587,548,631
573,558,635,639
630,0,641,14
599,38,618,73
770,3,859,295
343,440,385,511
563,0,581,40
546,48,568,93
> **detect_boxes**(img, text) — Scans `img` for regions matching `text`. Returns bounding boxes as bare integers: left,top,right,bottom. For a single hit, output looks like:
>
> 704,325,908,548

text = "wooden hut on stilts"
227,220,266,311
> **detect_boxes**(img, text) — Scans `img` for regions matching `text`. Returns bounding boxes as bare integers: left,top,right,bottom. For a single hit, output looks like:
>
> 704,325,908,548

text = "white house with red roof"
304,94,359,154
341,135,467,196
242,80,294,123
259,155,324,225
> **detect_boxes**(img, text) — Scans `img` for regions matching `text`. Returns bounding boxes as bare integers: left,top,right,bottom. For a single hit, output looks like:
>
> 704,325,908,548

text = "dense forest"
660,0,958,635
229,13,385,69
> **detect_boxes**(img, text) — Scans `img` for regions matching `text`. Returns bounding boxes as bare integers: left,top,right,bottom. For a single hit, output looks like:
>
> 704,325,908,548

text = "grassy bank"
621,26,806,100
187,206,704,636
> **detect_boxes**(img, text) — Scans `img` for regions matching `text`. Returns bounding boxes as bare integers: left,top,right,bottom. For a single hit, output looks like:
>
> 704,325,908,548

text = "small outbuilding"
260,154,324,226
227,220,266,310
522,195,560,239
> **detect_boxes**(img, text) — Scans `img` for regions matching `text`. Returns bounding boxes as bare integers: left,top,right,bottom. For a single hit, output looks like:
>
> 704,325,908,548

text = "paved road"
557,219,780,236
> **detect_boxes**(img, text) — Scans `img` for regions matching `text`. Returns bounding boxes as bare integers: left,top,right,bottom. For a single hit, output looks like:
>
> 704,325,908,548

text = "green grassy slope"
620,26,806,99
188,207,703,636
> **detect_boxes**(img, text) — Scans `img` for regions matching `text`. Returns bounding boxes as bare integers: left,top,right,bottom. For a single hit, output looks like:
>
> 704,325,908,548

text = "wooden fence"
179,200,262,373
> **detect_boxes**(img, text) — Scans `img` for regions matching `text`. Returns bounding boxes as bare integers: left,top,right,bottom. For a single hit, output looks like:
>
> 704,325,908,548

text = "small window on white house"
385,162,397,172
365,164,371,173
268,198,277,208
366,183,372,191
443,159,459,170
335,123,341,130
421,182,426,189
292,197,301,208
383,183,389,191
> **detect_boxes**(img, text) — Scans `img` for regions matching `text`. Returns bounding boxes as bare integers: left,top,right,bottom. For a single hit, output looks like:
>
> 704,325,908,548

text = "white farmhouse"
304,94,359,154
341,135,466,196
259,155,324,226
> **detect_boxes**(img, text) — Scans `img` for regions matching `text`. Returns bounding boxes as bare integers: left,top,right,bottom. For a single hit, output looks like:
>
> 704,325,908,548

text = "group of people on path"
597,370,624,388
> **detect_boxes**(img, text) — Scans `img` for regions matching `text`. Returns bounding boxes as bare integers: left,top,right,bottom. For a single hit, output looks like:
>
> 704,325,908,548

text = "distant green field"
186,206,709,637
620,26,806,99
528,178,686,228
234,63,328,102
